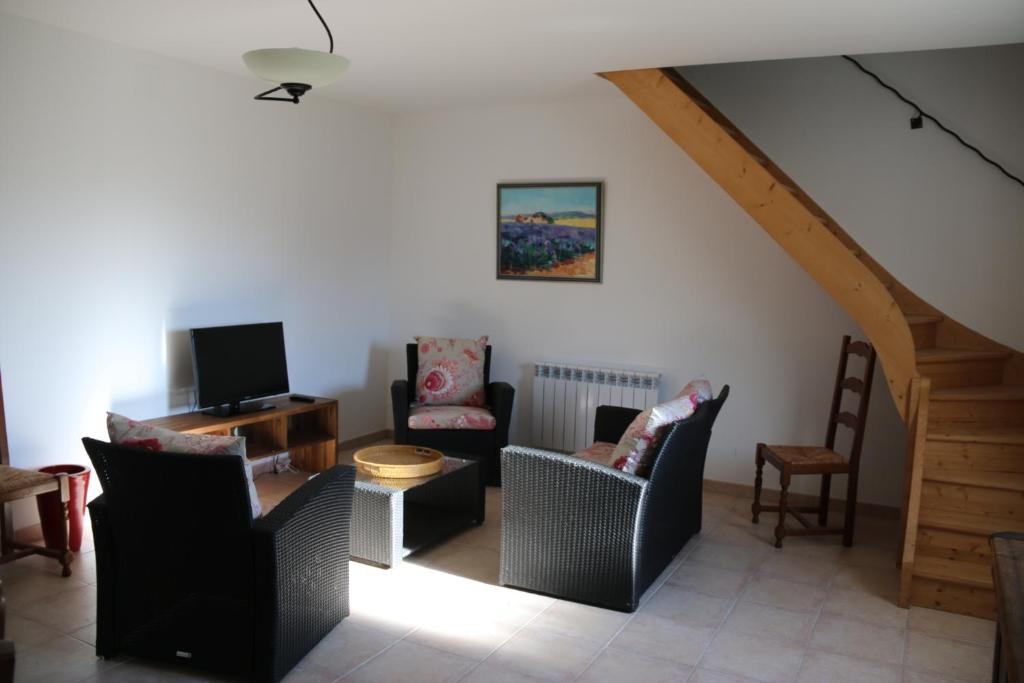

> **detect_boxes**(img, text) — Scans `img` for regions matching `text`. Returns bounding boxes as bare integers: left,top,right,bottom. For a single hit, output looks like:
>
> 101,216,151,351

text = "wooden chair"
0,370,73,576
752,336,877,548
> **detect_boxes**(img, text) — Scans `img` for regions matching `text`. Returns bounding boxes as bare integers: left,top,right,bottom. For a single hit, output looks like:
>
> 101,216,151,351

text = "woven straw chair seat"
761,445,848,474
0,465,56,499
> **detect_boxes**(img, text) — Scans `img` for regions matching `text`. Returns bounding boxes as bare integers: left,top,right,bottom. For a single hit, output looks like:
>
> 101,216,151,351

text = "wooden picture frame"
496,182,603,283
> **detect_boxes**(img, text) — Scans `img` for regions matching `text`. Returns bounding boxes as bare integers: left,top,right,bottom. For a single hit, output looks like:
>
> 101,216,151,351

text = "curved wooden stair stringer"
600,66,1024,619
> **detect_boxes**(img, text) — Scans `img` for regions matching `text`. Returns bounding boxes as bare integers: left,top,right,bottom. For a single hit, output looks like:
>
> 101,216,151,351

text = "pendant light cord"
842,55,1023,190
307,0,334,53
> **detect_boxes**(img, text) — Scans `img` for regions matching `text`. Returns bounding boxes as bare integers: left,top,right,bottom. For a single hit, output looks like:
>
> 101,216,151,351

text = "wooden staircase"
601,67,1024,619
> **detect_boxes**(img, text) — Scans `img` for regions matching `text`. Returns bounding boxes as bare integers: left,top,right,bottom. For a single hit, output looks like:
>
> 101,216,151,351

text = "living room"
1,1,1023,682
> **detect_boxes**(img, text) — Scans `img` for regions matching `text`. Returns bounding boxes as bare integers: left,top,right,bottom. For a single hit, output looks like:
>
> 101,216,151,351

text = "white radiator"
531,363,661,452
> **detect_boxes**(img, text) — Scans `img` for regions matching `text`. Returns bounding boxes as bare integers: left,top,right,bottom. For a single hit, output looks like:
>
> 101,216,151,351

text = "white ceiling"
2,0,1023,112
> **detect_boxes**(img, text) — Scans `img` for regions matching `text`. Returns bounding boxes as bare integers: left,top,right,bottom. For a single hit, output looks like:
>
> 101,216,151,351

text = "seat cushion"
408,405,497,430
106,412,261,518
572,441,617,466
414,336,488,406
610,376,714,477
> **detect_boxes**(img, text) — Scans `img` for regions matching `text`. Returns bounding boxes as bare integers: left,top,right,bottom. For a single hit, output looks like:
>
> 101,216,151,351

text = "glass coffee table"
346,452,484,568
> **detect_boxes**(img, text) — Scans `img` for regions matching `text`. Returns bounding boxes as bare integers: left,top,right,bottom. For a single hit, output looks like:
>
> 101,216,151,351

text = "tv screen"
191,322,290,410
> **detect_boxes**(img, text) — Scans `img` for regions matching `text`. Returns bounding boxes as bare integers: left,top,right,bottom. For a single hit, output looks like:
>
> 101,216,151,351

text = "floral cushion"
107,412,261,518
414,336,488,406
609,376,714,477
572,441,617,466
408,405,497,430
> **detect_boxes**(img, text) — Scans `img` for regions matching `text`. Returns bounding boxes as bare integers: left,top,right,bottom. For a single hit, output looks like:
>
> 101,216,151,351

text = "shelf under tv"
142,395,339,473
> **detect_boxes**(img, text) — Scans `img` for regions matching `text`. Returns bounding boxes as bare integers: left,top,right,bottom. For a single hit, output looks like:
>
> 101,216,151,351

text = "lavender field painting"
496,182,602,282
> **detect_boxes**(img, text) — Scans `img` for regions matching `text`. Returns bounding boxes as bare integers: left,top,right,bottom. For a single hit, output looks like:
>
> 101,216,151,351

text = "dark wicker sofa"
81,438,355,683
499,386,728,611
391,343,515,486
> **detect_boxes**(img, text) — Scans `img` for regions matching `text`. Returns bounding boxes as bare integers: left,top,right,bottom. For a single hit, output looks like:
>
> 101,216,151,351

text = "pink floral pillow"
414,336,488,406
107,412,261,518
609,376,713,477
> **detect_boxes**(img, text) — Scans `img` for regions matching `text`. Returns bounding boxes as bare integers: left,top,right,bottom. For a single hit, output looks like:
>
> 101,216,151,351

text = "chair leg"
818,474,831,527
843,471,860,548
752,444,765,524
775,472,790,549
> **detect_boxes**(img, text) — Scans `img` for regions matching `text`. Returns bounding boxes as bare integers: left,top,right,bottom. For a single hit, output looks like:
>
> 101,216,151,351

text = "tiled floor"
2,485,995,683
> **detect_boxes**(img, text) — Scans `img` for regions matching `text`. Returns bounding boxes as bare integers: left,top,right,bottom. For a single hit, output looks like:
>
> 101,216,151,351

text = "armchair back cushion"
412,336,489,407
106,412,261,518
610,377,714,477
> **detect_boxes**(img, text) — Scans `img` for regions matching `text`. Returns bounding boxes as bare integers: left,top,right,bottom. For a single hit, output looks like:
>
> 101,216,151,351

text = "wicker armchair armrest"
593,405,642,444
390,380,411,443
87,493,118,658
500,445,648,609
252,465,355,683
487,381,515,446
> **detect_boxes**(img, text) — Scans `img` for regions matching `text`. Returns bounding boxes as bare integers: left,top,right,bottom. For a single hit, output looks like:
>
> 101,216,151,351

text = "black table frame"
350,455,483,568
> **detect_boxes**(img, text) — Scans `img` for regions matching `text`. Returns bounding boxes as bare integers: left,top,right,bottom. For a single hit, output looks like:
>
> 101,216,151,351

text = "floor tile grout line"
322,625,414,682
681,541,770,682
570,532,707,682
452,595,555,682
790,556,835,683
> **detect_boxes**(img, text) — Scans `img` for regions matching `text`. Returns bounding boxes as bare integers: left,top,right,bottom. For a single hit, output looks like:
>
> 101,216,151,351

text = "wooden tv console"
143,396,338,472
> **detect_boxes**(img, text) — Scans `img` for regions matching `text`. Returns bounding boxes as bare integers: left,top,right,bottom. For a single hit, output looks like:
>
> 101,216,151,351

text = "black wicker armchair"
81,438,355,683
499,386,729,612
391,343,515,486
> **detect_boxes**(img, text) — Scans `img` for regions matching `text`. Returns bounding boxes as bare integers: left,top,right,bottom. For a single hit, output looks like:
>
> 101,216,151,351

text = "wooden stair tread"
916,347,1012,364
906,314,943,326
928,428,1024,445
913,555,993,590
931,385,1024,401
925,469,1024,491
919,507,1024,536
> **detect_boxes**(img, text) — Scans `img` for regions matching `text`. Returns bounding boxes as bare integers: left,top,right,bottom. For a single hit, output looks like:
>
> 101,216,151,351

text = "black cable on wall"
842,55,1024,190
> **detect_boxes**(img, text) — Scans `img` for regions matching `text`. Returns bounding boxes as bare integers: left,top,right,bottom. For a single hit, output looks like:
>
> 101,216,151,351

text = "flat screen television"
190,322,290,416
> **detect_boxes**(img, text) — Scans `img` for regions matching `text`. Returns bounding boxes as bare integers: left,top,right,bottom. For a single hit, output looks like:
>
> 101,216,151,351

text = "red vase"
36,464,91,553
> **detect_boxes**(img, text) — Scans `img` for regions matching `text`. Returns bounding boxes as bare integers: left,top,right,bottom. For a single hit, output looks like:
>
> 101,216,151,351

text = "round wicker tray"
353,445,444,479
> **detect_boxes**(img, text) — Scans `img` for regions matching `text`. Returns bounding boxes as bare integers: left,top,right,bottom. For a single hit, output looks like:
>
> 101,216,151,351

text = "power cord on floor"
842,55,1024,190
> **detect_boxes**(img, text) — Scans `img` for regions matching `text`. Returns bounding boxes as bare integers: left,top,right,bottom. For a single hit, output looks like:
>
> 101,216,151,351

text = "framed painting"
496,182,603,283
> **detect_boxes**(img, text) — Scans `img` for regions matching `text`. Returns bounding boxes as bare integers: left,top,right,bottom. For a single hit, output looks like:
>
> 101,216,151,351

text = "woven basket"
353,445,444,479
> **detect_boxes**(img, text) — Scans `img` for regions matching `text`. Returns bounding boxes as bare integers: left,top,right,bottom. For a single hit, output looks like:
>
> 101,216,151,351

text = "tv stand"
143,396,338,472
200,401,274,418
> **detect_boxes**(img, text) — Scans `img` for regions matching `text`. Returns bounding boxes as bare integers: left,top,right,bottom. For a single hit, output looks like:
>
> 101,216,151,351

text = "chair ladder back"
0,371,9,469
847,344,877,470
824,335,852,451
0,371,11,553
824,336,877,467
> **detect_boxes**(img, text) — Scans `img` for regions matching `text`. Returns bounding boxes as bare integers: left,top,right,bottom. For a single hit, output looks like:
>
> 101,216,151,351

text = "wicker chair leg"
752,445,765,524
774,473,789,549
818,474,831,527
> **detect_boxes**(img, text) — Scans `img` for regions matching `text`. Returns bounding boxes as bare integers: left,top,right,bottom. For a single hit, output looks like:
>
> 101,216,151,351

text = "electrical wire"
306,0,334,53
842,55,1023,190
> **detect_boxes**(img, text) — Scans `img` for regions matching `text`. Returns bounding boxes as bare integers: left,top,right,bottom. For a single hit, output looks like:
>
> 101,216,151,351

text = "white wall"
681,44,1024,349
389,95,907,507
0,15,393,528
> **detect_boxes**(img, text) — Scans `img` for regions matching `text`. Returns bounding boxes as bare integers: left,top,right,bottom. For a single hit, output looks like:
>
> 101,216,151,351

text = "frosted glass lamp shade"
243,48,350,87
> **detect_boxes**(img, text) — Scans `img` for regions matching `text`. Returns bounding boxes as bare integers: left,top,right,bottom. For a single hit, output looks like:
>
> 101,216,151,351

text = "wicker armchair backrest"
81,438,258,660
635,385,729,592
405,343,492,388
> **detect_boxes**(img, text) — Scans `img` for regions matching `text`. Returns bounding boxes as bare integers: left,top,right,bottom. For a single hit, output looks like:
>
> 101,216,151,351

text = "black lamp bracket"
254,83,312,104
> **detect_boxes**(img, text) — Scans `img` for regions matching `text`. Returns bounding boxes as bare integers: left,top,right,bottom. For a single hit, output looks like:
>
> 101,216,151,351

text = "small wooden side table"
991,532,1024,683
0,466,73,577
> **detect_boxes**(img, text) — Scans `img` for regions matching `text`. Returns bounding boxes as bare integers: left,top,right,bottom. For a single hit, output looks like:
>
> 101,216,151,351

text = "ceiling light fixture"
243,0,350,104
